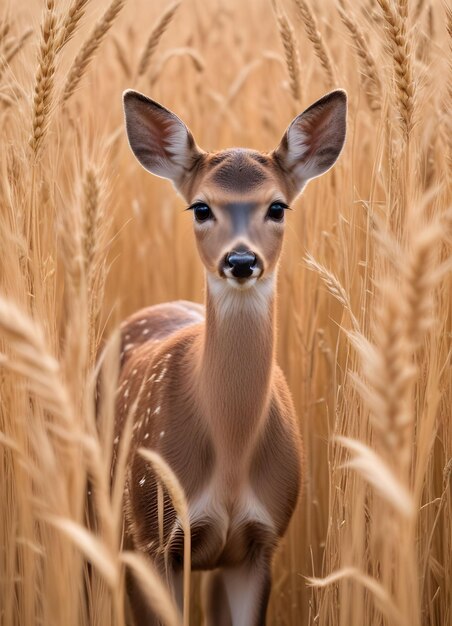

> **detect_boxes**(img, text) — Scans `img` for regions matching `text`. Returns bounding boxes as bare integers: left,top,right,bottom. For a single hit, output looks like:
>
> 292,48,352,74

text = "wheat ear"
56,0,90,52
62,0,126,103
336,0,381,111
0,28,33,81
292,0,336,88
30,0,58,157
0,20,10,45
82,166,101,281
307,566,404,626
274,6,302,103
112,35,132,77
403,222,443,350
139,449,191,626
137,1,181,77
45,516,118,588
304,253,360,331
150,47,205,84
377,0,414,138
348,285,415,468
0,297,72,424
121,551,182,626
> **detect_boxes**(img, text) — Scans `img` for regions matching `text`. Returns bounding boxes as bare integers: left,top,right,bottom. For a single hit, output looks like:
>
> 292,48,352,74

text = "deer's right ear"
123,90,203,191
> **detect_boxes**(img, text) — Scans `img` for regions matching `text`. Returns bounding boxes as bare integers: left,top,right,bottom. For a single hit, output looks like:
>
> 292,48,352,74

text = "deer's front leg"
221,553,272,626
202,570,232,626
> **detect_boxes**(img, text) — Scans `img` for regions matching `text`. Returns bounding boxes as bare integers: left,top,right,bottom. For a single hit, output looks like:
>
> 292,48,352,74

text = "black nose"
226,250,256,278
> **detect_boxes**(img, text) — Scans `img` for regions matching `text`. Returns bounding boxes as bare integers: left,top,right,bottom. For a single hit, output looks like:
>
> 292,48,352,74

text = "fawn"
115,88,347,625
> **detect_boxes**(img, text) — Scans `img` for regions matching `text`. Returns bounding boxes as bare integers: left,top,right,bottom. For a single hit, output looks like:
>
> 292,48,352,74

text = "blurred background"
0,0,451,624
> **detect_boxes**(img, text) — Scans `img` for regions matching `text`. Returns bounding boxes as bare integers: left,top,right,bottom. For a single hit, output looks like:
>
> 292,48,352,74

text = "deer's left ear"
273,89,347,195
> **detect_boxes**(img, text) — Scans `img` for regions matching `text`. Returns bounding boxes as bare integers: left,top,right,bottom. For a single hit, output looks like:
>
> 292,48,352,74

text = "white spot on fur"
156,368,167,383
139,476,146,486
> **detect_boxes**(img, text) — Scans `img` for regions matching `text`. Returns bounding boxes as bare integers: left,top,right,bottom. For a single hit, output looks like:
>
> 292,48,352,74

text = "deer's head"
123,89,347,292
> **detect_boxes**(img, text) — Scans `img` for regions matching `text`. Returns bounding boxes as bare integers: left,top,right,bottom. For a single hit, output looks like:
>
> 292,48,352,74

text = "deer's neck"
198,274,276,476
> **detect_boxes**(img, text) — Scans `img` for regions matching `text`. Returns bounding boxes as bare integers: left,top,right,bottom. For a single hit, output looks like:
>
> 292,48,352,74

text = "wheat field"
0,0,451,625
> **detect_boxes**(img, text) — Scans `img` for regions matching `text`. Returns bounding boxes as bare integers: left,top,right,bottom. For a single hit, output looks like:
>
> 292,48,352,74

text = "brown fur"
115,87,346,625
114,293,301,625
115,299,301,566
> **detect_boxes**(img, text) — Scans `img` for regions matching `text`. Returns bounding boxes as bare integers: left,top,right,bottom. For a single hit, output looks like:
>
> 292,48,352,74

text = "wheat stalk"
139,448,191,626
150,47,205,84
308,566,405,626
112,35,132,77
45,515,119,588
336,0,381,111
0,20,10,45
30,0,58,157
336,436,414,517
377,0,415,137
274,7,302,103
304,253,360,331
403,221,443,350
414,0,426,21
292,0,336,88
137,1,181,77
444,4,452,172
0,28,33,81
348,286,415,466
82,166,101,281
121,551,182,626
0,297,72,424
56,0,90,52
62,0,126,103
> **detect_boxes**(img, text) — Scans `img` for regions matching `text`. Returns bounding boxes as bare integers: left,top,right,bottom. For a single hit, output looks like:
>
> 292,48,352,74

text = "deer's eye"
191,203,213,222
266,202,288,222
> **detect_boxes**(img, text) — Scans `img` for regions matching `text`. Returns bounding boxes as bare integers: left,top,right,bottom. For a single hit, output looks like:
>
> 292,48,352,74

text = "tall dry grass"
0,0,451,625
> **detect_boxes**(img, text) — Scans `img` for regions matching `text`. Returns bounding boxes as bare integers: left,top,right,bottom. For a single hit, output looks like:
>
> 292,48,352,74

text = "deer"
114,88,347,626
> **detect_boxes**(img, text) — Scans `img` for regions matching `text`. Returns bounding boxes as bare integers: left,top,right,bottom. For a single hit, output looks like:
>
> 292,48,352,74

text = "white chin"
226,277,257,290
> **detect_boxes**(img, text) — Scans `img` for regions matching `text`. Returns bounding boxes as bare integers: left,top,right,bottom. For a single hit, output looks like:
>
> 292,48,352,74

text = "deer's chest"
182,478,277,570
159,404,299,570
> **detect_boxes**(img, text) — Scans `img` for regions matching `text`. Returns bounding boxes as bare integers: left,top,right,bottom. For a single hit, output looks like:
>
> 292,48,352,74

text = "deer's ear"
123,90,203,191
273,89,347,195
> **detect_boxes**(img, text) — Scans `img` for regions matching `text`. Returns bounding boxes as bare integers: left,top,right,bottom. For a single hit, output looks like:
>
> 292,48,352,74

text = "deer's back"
114,302,210,557
119,300,204,368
